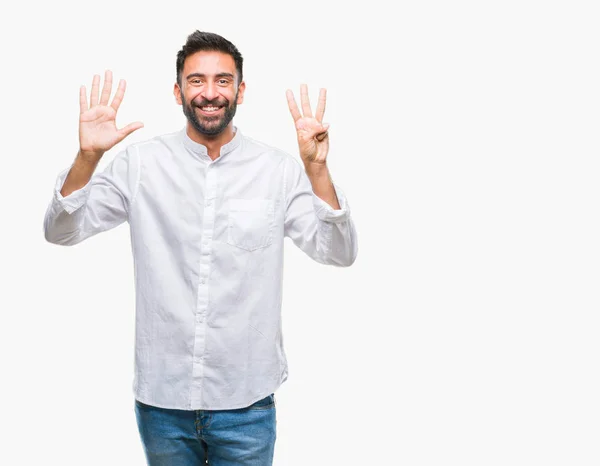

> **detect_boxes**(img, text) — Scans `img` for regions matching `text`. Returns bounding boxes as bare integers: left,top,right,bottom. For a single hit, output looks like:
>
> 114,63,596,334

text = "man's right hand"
59,71,143,198
79,70,143,163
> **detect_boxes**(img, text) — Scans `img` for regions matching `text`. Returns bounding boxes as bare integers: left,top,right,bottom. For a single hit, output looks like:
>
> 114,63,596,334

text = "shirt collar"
181,126,242,162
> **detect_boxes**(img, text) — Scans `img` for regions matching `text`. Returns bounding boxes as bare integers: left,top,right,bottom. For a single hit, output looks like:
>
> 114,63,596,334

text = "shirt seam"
283,158,289,213
129,145,142,214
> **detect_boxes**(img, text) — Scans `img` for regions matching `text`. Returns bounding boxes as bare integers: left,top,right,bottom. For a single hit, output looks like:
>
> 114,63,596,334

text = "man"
44,30,357,465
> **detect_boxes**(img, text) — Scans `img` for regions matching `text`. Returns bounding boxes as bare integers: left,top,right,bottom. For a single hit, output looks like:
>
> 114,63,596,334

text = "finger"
79,85,88,114
316,123,330,142
99,70,113,106
116,121,144,142
90,74,101,107
286,89,302,122
110,79,127,111
315,88,327,122
316,131,329,142
300,84,312,118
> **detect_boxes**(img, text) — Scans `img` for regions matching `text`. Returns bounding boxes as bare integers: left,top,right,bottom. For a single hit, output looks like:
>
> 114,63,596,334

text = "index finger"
286,89,302,122
315,88,327,122
110,79,127,111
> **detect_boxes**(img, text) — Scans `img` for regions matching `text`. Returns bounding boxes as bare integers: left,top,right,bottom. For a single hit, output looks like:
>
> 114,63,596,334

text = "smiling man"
178,51,242,137
44,30,357,466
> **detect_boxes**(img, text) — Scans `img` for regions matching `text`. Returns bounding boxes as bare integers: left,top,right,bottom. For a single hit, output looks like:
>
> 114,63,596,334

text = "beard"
182,90,239,137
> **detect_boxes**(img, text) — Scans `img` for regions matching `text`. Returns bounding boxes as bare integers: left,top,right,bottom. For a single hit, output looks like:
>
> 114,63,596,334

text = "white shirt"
44,127,358,410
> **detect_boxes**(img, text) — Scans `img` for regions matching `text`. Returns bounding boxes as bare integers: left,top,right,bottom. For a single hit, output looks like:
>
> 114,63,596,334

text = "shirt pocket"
227,199,275,251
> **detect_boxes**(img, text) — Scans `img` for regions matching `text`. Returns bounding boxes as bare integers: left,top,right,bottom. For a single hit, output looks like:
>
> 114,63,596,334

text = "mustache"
192,97,229,107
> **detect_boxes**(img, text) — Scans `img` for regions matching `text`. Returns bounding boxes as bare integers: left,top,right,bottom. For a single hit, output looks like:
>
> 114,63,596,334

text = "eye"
218,79,229,85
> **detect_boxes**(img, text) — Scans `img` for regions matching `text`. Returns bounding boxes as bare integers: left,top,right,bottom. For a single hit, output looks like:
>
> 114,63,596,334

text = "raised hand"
79,70,143,161
286,84,329,165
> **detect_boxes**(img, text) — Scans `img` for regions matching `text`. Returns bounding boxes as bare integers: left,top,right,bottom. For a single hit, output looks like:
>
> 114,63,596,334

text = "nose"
202,82,219,101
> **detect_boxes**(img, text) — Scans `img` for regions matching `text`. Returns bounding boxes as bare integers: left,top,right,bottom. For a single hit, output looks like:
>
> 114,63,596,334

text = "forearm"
285,157,357,266
60,151,103,197
304,162,340,210
45,148,132,245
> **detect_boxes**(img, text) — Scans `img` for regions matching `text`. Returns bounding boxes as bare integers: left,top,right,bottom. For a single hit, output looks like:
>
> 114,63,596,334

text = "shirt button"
206,200,212,207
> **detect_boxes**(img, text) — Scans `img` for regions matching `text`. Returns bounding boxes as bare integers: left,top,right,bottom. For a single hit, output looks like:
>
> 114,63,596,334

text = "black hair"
176,31,244,86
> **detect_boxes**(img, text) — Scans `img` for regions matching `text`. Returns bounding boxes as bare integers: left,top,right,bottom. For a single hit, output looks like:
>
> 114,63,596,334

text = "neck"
186,123,236,160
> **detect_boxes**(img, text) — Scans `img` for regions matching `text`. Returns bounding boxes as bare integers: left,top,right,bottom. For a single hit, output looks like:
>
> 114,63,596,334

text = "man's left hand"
286,84,330,166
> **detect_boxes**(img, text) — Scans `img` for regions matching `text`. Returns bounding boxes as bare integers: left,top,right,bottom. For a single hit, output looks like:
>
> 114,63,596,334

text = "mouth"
195,105,225,117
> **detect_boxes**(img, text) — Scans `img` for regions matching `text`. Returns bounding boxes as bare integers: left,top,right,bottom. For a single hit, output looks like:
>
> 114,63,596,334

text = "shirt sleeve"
283,155,358,266
43,146,140,246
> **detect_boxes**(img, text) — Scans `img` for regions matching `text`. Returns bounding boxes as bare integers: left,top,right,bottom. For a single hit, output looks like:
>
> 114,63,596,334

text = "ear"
174,83,183,105
236,81,246,105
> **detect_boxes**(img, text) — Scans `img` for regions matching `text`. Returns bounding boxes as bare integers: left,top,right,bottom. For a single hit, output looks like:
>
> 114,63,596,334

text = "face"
174,51,245,137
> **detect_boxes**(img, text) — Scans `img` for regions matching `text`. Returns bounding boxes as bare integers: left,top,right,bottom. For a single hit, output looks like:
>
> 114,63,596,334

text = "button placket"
190,165,218,406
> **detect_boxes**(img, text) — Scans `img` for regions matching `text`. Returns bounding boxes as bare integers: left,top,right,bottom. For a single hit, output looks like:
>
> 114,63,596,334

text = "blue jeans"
134,394,276,466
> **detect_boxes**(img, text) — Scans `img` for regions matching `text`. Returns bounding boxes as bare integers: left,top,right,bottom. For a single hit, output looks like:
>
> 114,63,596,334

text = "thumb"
316,123,329,142
117,121,144,142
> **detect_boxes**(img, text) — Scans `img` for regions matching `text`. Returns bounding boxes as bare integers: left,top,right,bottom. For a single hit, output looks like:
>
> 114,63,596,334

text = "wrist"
303,161,329,179
77,149,104,167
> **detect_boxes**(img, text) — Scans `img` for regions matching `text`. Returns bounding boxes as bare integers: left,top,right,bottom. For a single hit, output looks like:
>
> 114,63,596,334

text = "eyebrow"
186,72,235,80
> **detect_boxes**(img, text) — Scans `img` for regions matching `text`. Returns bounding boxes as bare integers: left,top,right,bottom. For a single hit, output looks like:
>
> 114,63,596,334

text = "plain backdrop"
2,0,600,465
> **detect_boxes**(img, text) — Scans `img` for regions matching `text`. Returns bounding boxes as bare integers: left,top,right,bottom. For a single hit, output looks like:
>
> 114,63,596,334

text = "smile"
197,106,224,115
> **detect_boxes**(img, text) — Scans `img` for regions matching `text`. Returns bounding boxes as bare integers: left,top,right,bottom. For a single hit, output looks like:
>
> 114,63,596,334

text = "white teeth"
201,106,220,111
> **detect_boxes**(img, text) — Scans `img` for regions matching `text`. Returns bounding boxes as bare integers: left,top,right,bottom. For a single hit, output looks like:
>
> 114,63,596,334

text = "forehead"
183,51,237,77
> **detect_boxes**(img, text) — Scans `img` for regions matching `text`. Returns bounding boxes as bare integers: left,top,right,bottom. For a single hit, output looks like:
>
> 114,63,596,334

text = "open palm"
79,70,143,157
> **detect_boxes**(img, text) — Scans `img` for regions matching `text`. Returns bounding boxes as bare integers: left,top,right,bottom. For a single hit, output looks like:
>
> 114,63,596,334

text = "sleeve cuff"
313,184,351,224
53,167,92,214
